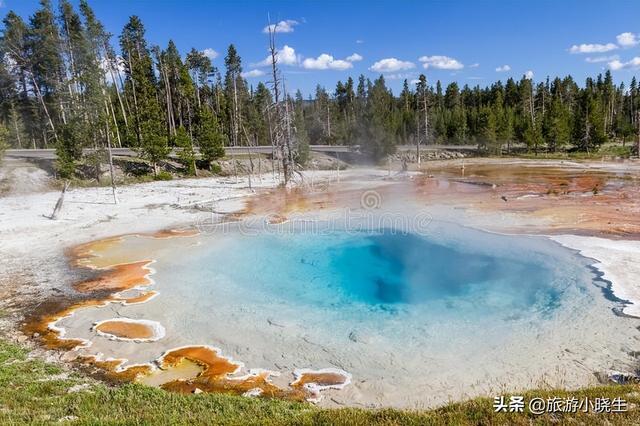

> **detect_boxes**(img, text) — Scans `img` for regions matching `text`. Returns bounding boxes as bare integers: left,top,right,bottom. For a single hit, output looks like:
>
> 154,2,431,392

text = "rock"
16,335,28,343
60,351,78,362
607,371,640,384
192,387,203,394
32,332,40,338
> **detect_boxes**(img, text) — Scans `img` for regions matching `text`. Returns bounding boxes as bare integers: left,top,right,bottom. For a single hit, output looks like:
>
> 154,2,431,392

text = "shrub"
154,170,173,181
210,162,222,175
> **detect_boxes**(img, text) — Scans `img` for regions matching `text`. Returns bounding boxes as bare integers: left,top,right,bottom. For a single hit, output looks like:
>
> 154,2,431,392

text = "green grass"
499,143,636,160
0,339,639,425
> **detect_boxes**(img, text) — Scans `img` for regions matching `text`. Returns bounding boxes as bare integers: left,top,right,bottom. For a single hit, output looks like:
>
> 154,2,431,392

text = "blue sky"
3,0,640,96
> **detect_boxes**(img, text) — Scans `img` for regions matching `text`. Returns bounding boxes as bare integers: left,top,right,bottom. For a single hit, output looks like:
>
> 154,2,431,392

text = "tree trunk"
126,51,142,144
50,181,70,220
104,99,119,204
30,74,58,143
231,73,240,183
242,124,254,190
11,105,22,149
637,111,640,159
105,44,130,129
108,96,123,148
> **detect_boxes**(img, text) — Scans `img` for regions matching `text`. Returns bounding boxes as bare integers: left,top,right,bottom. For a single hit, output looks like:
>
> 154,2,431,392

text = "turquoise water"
162,221,590,329
201,230,560,313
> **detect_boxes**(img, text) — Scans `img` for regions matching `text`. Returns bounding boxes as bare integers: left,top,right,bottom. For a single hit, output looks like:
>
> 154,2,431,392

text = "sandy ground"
2,156,640,408
0,158,52,196
0,163,365,320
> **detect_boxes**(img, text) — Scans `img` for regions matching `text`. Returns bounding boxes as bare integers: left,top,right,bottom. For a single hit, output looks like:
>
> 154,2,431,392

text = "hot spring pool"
58,220,639,407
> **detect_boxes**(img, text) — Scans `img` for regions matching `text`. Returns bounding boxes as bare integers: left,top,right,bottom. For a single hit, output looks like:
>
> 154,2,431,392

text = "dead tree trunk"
267,108,277,181
268,21,290,185
50,181,70,220
108,96,123,148
104,99,118,204
637,111,640,159
419,91,429,166
283,80,294,175
241,124,255,190
230,75,241,183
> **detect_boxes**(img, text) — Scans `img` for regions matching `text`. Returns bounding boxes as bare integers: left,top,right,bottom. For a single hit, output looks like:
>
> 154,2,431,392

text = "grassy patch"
500,143,635,160
0,339,639,424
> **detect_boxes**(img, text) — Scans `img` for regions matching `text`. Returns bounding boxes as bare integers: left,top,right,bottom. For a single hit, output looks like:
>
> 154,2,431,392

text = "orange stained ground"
246,162,640,238
95,320,156,340
156,346,349,401
73,260,152,293
291,371,350,389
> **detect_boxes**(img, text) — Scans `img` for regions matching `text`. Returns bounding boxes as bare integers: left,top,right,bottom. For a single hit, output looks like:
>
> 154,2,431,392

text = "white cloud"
277,45,298,65
201,48,218,60
302,54,352,70
469,63,480,68
524,70,534,79
410,79,421,85
495,64,511,72
242,69,265,78
369,58,415,73
608,57,640,71
346,53,363,62
385,73,415,80
419,55,464,70
616,32,640,48
569,43,618,54
262,19,299,34
585,55,619,63
256,45,298,67
356,39,364,44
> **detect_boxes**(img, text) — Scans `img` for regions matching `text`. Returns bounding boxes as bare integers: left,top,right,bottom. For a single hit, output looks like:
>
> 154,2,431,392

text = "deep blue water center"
332,232,558,309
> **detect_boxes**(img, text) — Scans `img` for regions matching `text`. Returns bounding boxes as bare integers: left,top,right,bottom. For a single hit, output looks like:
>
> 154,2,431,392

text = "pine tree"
120,16,168,175
0,123,8,159
478,106,498,153
28,0,67,146
250,82,272,146
185,48,213,108
1,7,55,147
56,118,85,178
574,79,607,152
174,126,195,175
497,107,514,153
366,75,396,159
293,94,310,165
194,106,225,165
544,98,570,152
